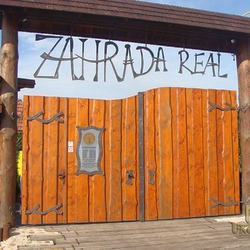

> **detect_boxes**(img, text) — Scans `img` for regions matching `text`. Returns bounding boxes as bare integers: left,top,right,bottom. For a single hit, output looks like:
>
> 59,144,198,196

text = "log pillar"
237,38,250,213
0,11,18,228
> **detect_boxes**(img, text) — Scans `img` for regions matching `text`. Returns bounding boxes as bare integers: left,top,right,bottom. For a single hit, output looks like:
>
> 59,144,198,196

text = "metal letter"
178,49,194,74
155,47,168,72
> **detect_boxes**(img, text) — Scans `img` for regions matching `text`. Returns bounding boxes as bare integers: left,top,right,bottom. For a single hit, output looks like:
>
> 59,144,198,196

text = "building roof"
0,0,250,52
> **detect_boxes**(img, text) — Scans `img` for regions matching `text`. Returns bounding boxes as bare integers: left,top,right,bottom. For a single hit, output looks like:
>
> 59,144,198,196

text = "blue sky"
16,0,250,100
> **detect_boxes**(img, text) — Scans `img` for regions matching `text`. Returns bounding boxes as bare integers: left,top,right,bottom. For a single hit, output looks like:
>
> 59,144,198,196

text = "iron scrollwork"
25,203,63,215
210,196,238,208
238,103,248,113
27,111,64,124
208,101,235,112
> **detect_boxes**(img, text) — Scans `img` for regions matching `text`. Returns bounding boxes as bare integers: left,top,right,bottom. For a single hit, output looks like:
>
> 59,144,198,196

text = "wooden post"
236,38,250,213
0,11,18,228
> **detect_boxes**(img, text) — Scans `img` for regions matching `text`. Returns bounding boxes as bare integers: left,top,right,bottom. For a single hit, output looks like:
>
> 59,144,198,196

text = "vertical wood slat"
186,89,205,217
58,98,68,223
144,90,157,220
121,96,138,221
75,98,89,222
171,88,189,218
217,91,237,215
67,98,77,223
216,90,225,215
202,90,219,216
155,88,173,219
43,97,59,224
89,100,106,222
104,100,122,222
29,96,44,224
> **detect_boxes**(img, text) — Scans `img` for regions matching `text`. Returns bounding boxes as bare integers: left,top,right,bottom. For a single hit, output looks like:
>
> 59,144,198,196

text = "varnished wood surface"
22,88,240,224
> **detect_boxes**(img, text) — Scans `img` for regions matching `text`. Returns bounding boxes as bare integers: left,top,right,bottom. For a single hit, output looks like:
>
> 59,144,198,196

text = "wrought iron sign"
34,35,228,82
76,126,104,176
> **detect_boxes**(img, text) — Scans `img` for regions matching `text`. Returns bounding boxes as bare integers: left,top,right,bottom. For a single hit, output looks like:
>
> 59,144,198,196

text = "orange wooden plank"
75,98,90,222
27,96,44,224
121,96,138,221
144,89,158,220
42,97,60,224
219,91,238,215
171,88,189,218
57,97,68,223
104,100,123,222
186,89,205,217
89,99,107,222
67,98,77,223
155,88,173,219
216,90,228,215
202,90,219,216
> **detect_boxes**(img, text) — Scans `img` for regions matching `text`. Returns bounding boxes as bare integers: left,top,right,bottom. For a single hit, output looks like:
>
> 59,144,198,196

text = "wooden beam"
0,11,18,228
236,38,250,212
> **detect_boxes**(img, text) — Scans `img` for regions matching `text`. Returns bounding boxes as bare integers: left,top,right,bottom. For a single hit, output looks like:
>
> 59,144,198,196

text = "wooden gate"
21,88,240,225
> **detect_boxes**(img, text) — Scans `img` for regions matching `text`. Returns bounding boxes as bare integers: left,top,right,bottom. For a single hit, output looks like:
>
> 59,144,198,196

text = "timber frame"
1,0,250,228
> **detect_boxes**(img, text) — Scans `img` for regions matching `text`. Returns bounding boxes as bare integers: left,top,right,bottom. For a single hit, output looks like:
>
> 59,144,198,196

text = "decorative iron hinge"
27,111,64,124
25,203,63,215
210,196,237,208
241,197,250,205
208,101,235,112
238,103,248,113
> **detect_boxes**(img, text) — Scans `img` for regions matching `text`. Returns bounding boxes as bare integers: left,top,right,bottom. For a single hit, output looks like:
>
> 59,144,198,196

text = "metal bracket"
126,170,134,185
25,203,63,215
57,170,66,184
210,196,238,208
148,170,155,185
238,103,248,113
241,197,250,205
208,101,235,112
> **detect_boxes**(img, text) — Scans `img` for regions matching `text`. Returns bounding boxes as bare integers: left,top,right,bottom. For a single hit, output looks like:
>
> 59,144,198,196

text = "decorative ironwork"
208,101,235,112
148,170,155,185
126,170,134,185
241,197,250,205
210,196,238,208
34,35,168,82
138,92,145,222
9,206,15,218
25,203,63,215
238,103,248,113
57,170,66,184
76,126,104,176
27,111,64,124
